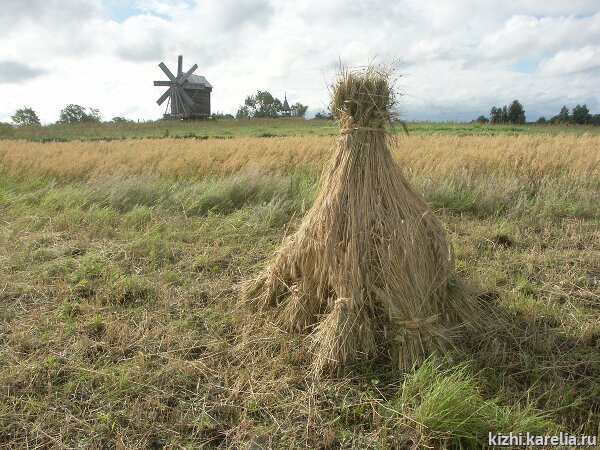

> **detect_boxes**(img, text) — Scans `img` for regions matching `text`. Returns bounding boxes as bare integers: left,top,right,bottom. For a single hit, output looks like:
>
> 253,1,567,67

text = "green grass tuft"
398,359,555,448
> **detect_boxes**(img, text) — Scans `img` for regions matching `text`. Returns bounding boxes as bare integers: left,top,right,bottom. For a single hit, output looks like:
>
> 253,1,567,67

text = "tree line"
7,91,310,126
8,98,598,126
476,101,600,125
236,91,308,119
9,104,131,126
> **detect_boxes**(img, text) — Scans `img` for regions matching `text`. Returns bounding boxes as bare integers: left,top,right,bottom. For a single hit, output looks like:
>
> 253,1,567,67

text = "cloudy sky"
1,0,599,123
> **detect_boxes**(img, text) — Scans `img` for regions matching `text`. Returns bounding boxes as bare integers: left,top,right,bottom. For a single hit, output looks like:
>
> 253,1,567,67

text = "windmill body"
154,55,212,119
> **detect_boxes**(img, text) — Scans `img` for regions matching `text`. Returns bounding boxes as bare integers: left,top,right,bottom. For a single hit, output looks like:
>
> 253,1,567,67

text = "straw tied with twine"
242,66,483,375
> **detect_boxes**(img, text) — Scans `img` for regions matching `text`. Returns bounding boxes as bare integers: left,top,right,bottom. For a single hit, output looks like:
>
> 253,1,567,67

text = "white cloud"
0,0,599,123
0,62,46,84
108,15,174,61
135,0,192,18
478,13,600,62
0,0,102,28
539,45,600,75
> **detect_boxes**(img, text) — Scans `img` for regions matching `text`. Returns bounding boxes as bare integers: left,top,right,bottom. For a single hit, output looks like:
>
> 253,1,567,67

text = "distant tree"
58,104,102,124
87,108,101,122
591,114,600,126
490,106,502,124
489,101,525,124
551,105,570,124
571,104,591,125
58,105,85,123
558,105,570,121
475,115,489,124
236,91,308,118
507,100,526,124
110,116,133,123
256,91,282,117
240,91,282,118
290,102,308,118
314,110,334,120
11,107,41,126
500,106,509,123
0,122,15,138
536,117,547,124
239,95,256,118
211,111,234,120
236,105,251,119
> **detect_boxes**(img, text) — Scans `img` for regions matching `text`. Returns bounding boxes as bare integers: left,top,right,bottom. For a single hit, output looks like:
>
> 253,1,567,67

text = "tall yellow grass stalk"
243,67,484,374
1,135,598,181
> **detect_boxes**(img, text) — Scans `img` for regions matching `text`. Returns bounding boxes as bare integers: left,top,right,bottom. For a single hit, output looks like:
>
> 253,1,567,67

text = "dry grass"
1,133,599,180
0,125,598,447
242,68,488,374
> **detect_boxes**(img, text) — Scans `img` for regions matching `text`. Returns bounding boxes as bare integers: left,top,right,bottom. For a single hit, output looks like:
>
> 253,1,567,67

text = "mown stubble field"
0,128,598,448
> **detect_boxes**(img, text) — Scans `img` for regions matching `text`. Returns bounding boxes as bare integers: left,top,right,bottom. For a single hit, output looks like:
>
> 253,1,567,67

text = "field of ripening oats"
0,125,598,448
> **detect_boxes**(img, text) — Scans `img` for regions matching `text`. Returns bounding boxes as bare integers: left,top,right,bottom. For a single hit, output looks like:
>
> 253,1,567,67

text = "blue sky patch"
103,0,141,22
511,57,541,74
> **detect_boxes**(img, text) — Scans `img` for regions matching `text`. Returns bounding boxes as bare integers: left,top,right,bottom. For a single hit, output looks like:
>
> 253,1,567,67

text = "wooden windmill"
154,55,212,119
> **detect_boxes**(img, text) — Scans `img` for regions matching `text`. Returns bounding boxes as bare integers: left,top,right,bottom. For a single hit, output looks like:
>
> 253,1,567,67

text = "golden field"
0,132,598,448
1,134,599,180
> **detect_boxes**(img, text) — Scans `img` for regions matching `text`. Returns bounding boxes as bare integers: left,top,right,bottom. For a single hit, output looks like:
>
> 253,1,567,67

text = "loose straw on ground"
243,65,484,374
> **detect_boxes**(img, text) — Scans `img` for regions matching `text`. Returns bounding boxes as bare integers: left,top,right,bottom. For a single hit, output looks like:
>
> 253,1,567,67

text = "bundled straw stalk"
244,66,482,374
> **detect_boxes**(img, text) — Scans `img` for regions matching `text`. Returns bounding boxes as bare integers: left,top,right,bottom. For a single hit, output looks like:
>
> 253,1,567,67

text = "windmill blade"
175,88,189,115
156,87,172,106
177,55,183,78
177,64,198,85
177,86,195,106
153,81,172,86
159,62,176,81
165,95,171,115
173,87,180,114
